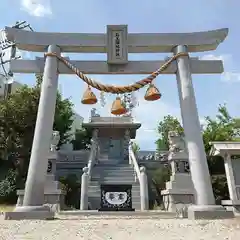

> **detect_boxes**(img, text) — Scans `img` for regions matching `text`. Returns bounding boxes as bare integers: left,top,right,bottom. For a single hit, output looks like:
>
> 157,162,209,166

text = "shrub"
211,175,229,204
0,169,18,204
59,174,81,209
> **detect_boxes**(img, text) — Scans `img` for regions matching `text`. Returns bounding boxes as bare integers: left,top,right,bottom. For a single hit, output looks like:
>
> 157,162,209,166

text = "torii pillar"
174,45,233,219
3,25,234,219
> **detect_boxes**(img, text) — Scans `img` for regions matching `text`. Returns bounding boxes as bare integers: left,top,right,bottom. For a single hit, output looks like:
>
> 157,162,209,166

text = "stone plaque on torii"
3,24,234,220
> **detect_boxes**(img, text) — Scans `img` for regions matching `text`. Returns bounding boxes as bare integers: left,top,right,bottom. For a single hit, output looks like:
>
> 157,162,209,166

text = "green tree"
59,174,81,209
132,141,140,154
156,104,240,155
155,104,240,203
202,104,240,178
156,115,184,150
71,128,92,150
0,74,74,177
203,104,240,155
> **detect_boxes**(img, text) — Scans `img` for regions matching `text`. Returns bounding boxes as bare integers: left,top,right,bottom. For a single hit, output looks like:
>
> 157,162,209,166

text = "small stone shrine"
211,142,240,216
82,115,142,211
161,131,195,212
16,131,66,212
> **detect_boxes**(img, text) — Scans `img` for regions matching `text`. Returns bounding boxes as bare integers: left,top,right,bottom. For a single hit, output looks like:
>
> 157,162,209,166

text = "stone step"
93,168,134,172
92,171,135,176
88,188,140,194
92,174,135,178
88,186,140,191
57,210,176,218
90,181,137,185
91,176,135,181
88,184,140,190
88,182,140,187
91,175,135,180
92,168,134,171
92,172,134,176
96,163,132,166
88,188,140,192
94,164,132,168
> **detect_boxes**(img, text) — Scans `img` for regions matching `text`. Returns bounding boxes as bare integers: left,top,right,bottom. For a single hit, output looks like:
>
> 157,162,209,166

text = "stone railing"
129,141,149,210
80,139,98,210
86,139,98,178
129,142,141,182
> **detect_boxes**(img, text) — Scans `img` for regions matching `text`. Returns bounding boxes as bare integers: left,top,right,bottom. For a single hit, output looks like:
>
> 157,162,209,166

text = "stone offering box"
99,184,134,211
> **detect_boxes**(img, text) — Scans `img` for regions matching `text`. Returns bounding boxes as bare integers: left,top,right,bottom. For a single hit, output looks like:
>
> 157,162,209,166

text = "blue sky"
0,0,240,150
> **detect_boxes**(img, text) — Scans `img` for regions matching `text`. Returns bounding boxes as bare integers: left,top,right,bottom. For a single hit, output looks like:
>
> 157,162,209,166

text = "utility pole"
0,21,34,99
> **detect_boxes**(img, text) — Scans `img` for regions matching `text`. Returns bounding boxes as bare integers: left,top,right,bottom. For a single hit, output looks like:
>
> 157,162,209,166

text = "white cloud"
200,54,240,83
221,72,240,83
200,54,230,62
21,0,52,17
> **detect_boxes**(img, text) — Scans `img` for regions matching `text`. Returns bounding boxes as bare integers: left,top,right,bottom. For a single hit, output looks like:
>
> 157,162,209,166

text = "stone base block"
16,189,66,211
188,205,234,220
4,206,55,220
222,200,240,216
161,191,194,212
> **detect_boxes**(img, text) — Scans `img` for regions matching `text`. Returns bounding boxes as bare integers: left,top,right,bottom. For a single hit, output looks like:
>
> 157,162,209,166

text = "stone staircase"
88,163,141,210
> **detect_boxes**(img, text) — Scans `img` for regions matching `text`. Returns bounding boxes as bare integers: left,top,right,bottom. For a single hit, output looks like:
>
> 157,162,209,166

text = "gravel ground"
0,215,240,240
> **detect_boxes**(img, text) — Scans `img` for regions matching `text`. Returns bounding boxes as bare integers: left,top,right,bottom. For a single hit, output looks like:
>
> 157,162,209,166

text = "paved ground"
0,215,240,240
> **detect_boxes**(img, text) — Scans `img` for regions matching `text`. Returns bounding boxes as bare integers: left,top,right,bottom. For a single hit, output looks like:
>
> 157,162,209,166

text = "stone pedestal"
161,173,195,212
161,131,195,213
16,173,66,212
4,206,55,220
15,150,66,212
187,205,234,219
221,200,240,216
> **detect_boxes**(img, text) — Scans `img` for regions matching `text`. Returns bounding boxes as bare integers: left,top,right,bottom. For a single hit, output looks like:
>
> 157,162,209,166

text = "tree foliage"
203,104,240,155
132,141,140,154
211,175,229,204
0,169,18,204
53,92,75,146
156,115,184,150
155,104,240,202
156,104,240,155
59,174,81,209
0,74,74,176
71,128,92,150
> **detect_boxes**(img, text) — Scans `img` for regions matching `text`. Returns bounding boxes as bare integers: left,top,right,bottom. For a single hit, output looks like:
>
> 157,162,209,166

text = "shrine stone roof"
83,116,141,129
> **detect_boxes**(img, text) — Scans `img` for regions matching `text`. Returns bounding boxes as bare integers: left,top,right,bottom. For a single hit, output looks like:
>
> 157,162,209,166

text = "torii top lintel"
5,25,228,53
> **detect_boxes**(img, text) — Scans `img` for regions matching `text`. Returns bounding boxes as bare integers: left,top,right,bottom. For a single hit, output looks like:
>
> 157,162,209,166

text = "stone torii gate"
3,25,233,219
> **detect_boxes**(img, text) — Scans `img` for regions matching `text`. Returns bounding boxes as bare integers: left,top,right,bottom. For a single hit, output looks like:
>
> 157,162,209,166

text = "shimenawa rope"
44,52,188,94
